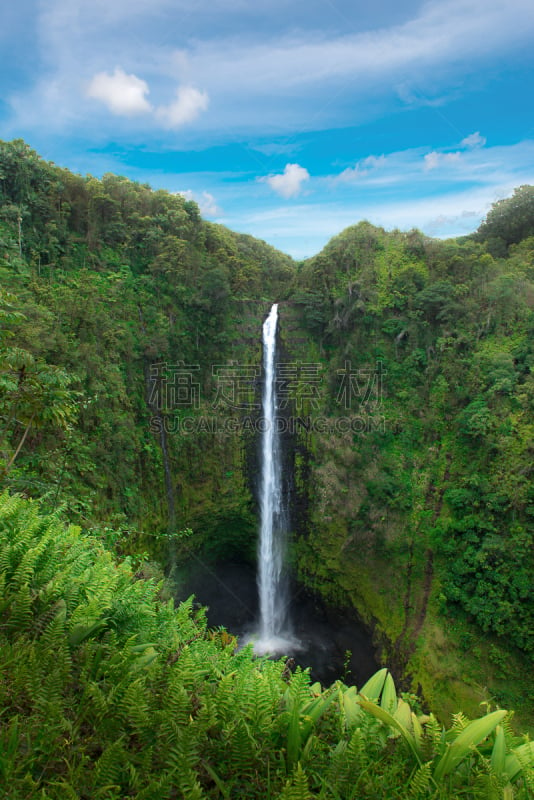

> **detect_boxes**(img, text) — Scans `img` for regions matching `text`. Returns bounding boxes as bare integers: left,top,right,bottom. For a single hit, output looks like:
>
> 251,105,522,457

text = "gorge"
179,302,379,686
1,141,533,731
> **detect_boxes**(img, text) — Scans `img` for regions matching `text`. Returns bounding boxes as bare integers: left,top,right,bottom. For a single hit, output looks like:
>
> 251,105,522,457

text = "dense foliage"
1,493,533,799
290,215,534,657
0,138,293,551
1,137,533,735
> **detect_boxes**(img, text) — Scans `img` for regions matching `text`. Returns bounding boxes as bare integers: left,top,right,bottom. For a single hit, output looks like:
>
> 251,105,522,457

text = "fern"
2,494,533,799
279,763,313,800
7,582,32,630
93,738,127,791
449,711,470,735
421,713,443,762
408,762,433,798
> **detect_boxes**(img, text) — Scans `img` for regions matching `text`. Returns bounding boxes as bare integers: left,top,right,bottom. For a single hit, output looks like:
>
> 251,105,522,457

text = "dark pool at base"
177,561,379,688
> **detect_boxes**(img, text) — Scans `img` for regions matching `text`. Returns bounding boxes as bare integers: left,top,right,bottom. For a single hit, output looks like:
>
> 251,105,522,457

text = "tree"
0,291,76,476
477,185,534,254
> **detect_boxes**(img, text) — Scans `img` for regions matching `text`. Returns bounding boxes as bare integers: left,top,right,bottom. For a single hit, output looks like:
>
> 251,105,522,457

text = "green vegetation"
285,205,534,725
1,138,534,790
1,492,533,798
0,138,293,543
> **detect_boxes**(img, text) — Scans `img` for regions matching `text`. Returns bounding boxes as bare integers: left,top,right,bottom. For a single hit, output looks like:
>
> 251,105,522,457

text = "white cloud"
423,151,461,171
226,186,496,259
337,154,386,182
177,189,221,216
7,0,534,139
425,209,481,235
85,68,209,129
176,189,195,202
264,163,310,198
184,0,534,100
156,86,209,128
198,191,221,216
86,67,152,115
461,131,487,148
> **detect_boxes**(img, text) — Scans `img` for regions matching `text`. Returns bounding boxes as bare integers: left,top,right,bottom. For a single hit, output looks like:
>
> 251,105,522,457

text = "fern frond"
408,762,433,798
279,763,313,800
422,713,443,762
94,739,127,790
7,583,32,631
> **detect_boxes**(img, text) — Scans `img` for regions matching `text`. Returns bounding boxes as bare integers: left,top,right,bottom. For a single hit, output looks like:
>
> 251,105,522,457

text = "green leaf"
433,710,507,782
358,697,423,764
490,725,506,776
130,646,158,672
504,741,534,781
341,686,363,729
68,619,107,647
380,671,397,715
359,668,388,701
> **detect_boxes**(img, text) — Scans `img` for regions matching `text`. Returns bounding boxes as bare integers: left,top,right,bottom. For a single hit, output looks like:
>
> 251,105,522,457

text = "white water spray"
254,304,296,655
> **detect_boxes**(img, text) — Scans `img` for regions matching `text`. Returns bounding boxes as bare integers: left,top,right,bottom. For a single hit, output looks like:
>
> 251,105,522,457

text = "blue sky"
1,0,533,259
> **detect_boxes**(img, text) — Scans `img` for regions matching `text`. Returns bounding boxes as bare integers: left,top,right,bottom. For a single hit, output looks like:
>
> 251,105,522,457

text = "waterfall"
255,304,296,654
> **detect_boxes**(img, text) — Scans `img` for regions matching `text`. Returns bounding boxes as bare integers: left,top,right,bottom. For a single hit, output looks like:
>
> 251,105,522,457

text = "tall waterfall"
255,304,294,654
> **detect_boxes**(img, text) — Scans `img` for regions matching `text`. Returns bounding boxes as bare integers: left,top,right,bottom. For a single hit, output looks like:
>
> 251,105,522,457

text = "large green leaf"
433,710,507,782
504,740,534,781
380,671,397,715
359,668,388,701
358,697,423,764
490,725,506,776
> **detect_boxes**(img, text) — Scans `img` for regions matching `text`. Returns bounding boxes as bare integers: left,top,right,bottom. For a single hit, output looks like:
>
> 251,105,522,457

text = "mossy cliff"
1,140,532,727
277,213,534,726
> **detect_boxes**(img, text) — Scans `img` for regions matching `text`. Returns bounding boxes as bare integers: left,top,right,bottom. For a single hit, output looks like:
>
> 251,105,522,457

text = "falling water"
255,304,296,655
183,305,376,676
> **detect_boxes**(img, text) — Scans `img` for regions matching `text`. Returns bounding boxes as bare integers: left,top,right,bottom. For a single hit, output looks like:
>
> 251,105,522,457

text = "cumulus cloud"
157,86,209,128
264,163,310,198
423,151,461,171
461,131,487,149
176,189,195,201
86,67,152,115
197,191,220,215
176,189,221,216
86,68,209,129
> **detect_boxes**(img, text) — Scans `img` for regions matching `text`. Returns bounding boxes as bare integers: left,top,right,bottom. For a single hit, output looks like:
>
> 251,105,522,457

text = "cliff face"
277,219,534,723
1,140,533,724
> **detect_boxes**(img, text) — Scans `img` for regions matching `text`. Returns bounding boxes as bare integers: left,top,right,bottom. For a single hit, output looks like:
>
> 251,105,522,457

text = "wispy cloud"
6,0,533,138
423,151,462,171
252,142,302,157
262,163,310,198
336,155,387,183
326,139,533,189
184,0,534,99
461,131,487,148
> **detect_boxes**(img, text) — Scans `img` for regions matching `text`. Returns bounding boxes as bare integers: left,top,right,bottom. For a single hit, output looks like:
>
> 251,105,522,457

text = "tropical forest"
1,137,533,799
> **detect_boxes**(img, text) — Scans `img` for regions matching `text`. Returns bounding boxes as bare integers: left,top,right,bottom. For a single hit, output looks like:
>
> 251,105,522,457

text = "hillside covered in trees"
1,139,533,797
